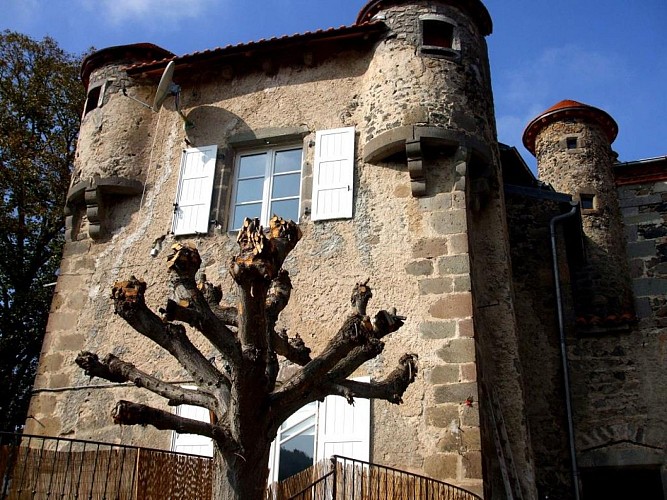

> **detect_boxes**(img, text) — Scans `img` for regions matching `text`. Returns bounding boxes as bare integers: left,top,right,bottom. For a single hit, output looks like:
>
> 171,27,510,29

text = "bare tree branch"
332,354,419,404
112,400,238,452
75,352,217,410
111,277,229,392
165,243,242,367
273,329,311,366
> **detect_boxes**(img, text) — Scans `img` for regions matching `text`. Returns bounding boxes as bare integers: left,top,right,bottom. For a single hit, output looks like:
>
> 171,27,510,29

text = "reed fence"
1,433,480,499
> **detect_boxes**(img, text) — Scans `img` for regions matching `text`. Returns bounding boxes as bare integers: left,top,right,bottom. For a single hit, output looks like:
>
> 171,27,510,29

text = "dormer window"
420,15,459,59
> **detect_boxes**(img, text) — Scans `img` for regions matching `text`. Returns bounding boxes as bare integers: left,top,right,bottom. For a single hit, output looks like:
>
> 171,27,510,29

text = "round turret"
356,0,497,152
523,100,633,318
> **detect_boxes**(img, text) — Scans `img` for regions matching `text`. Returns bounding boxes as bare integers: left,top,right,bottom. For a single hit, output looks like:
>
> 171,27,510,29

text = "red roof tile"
124,22,386,76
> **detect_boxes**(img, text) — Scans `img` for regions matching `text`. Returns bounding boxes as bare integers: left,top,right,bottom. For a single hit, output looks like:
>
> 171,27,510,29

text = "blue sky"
3,0,665,170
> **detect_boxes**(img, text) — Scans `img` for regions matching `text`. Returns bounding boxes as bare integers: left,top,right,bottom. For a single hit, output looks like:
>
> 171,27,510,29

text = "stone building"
25,0,665,498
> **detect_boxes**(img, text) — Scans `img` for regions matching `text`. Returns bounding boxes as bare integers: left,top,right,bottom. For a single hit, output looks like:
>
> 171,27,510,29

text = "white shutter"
312,127,355,221
172,145,217,235
316,376,370,462
171,404,214,457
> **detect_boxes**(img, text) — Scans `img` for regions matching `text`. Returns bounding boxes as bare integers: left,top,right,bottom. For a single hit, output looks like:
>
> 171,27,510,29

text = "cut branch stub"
231,216,302,283
111,276,147,315
167,242,202,278
351,280,372,316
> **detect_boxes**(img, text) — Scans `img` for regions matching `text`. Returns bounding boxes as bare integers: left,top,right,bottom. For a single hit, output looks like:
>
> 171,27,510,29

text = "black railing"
288,455,482,500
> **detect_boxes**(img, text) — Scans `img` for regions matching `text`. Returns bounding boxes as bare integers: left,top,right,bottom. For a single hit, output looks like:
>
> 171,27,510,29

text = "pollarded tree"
76,216,418,500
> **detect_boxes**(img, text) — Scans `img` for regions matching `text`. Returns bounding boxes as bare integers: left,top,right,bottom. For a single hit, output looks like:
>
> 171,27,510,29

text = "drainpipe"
549,202,581,500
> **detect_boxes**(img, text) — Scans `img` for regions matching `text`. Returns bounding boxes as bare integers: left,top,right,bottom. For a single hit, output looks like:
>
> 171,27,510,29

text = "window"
171,397,214,457
420,16,459,58
270,402,318,482
580,193,595,210
566,137,578,149
230,146,303,230
422,19,454,49
172,145,218,236
84,85,102,116
268,379,370,484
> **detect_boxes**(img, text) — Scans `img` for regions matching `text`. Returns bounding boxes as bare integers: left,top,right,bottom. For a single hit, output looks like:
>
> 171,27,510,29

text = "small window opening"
580,193,595,210
84,86,102,115
422,19,454,50
566,137,578,149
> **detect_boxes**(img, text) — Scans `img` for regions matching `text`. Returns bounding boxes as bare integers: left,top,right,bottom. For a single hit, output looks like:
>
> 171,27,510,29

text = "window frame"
228,144,304,231
419,14,460,60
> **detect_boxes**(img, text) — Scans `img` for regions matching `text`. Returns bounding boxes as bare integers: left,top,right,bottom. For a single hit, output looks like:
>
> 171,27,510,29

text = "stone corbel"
406,139,426,196
66,176,143,241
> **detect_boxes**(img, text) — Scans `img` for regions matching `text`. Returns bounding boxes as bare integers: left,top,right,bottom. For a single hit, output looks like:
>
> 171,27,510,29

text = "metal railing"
0,432,212,500
287,456,482,500
1,433,481,500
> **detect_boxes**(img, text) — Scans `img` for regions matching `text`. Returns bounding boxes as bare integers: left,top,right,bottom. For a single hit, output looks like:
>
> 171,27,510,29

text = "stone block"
447,233,469,255
619,194,662,208
420,321,457,339
55,333,86,351
453,275,472,292
624,213,662,225
437,254,470,275
654,181,667,193
633,277,667,297
46,313,79,333
405,260,434,276
49,372,71,389
634,297,652,319
419,277,453,295
452,191,466,209
458,318,474,337
434,382,477,404
461,405,480,427
419,193,452,211
430,210,467,235
626,240,656,259
460,428,482,452
429,365,459,384
437,338,476,363
460,363,477,382
425,405,459,428
462,452,483,479
62,240,92,257
423,454,458,480
412,238,448,259
429,293,472,319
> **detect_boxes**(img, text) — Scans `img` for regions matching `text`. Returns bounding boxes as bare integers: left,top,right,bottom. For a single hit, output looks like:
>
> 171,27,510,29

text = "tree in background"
77,217,418,500
0,31,85,432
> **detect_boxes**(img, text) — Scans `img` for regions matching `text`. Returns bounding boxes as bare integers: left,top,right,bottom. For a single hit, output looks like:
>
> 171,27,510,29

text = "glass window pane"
239,153,267,178
278,434,314,481
274,149,302,173
272,173,301,199
281,416,315,441
235,178,264,204
270,199,299,222
233,203,261,229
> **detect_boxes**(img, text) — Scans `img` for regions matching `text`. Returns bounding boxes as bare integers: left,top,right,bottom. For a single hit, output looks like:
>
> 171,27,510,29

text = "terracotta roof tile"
522,99,618,155
124,22,385,75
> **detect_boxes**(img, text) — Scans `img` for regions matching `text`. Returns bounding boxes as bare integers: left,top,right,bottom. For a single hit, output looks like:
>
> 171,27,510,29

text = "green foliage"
0,31,85,432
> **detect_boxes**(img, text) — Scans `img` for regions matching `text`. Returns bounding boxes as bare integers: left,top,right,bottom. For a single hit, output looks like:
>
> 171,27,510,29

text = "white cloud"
78,0,216,27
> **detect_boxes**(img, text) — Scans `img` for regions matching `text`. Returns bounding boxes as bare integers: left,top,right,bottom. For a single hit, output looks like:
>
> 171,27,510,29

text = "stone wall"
505,188,575,499
568,178,666,472
25,4,501,493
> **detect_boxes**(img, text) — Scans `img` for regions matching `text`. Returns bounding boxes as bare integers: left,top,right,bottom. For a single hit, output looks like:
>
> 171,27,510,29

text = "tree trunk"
213,445,272,500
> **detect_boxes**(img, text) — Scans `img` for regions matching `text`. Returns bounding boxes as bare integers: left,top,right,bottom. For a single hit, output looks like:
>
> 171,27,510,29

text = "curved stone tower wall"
534,119,634,316
358,0,496,147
